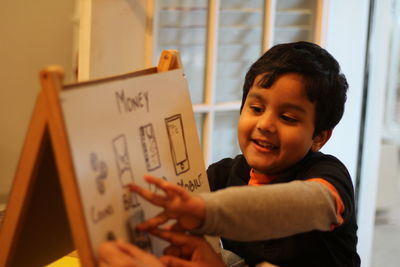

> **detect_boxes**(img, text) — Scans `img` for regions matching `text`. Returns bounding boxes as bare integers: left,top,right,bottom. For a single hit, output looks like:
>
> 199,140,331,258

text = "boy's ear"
311,129,332,152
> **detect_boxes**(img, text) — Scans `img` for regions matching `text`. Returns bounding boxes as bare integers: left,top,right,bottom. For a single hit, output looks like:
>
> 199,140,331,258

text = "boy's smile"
238,73,327,175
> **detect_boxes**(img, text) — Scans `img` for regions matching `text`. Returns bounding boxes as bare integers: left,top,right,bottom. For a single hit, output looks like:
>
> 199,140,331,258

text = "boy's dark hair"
240,41,348,136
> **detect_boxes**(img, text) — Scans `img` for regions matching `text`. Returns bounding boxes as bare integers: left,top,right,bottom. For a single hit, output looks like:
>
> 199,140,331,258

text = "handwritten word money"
115,90,149,113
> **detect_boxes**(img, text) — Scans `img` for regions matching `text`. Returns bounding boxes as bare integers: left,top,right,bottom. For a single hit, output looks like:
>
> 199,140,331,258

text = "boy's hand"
129,174,206,231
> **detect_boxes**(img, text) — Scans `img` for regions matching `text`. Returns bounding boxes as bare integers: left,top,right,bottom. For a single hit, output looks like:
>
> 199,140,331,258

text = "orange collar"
248,169,278,185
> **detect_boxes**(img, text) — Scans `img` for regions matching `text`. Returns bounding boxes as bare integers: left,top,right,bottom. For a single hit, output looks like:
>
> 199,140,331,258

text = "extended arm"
195,180,339,241
131,175,340,241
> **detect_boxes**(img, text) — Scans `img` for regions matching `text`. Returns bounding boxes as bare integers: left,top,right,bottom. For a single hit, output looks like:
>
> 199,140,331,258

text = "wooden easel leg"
0,92,74,267
9,129,74,267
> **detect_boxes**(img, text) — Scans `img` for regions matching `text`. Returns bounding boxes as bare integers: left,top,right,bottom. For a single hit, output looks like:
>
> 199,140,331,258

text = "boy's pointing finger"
143,174,191,200
136,211,171,231
129,183,167,207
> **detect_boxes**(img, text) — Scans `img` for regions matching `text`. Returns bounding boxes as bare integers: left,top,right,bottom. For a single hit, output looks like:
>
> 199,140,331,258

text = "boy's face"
238,73,327,175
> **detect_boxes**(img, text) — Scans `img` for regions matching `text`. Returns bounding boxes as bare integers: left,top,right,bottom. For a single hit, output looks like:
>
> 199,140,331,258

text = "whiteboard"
60,69,209,257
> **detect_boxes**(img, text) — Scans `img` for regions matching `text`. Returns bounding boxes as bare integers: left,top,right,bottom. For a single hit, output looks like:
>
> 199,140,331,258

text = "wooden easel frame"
0,50,182,267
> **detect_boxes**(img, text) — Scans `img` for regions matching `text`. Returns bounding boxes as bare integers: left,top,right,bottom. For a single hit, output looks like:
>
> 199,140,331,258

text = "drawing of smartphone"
165,114,190,175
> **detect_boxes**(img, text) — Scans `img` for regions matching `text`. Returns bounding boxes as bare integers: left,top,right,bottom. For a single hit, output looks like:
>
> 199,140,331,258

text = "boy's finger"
165,223,186,233
164,183,192,200
143,175,177,199
144,174,190,200
136,211,170,230
143,174,171,189
129,183,167,206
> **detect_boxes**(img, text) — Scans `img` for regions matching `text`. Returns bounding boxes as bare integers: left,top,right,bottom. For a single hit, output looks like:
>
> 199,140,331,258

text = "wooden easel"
0,50,182,267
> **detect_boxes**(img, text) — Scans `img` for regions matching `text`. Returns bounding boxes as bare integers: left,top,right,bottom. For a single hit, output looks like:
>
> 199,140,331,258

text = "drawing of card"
112,134,134,186
139,124,161,171
165,114,190,175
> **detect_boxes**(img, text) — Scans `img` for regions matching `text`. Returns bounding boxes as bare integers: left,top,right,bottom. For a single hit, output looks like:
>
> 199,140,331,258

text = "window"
153,0,326,165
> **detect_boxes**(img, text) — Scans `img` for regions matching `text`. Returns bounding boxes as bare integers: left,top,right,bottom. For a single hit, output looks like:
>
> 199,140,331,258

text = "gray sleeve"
193,180,339,241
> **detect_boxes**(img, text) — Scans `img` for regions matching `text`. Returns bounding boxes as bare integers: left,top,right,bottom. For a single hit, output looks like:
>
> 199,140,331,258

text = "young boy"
131,41,360,267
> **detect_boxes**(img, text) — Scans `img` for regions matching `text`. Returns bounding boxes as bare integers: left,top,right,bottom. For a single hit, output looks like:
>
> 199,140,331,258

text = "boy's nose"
256,112,276,134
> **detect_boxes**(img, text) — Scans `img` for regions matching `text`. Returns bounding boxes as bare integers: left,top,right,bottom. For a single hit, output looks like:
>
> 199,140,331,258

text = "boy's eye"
281,114,298,123
250,105,263,114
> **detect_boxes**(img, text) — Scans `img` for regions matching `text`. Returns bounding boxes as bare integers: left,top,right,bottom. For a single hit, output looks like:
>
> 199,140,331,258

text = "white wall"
0,0,149,203
0,0,75,204
78,0,148,80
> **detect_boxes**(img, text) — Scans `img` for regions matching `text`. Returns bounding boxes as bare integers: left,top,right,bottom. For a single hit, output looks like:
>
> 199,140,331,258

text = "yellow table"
45,251,80,267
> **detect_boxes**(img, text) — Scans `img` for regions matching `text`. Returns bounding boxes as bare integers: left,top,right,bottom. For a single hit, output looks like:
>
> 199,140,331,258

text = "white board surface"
60,69,209,257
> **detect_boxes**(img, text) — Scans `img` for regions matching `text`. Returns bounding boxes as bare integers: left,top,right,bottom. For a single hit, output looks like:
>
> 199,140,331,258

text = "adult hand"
129,174,206,231
152,228,226,267
98,239,164,267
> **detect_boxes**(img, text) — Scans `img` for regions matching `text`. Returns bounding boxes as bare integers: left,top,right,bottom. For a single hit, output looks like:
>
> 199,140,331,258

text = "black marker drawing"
139,124,161,171
165,114,190,175
91,204,114,224
112,134,134,187
107,231,116,241
123,188,140,210
90,152,108,195
127,206,153,253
